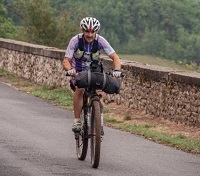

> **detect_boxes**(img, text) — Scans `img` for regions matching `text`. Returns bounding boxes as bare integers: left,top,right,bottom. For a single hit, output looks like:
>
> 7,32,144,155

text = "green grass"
123,114,132,120
0,69,15,77
31,86,73,108
104,116,200,154
104,116,123,123
119,54,199,72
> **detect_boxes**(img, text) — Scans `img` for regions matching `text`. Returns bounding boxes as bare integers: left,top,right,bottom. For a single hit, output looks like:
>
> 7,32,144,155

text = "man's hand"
67,68,76,76
112,69,121,77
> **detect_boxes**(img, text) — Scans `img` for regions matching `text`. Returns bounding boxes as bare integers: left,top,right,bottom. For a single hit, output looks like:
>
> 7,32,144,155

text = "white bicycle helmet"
80,17,100,32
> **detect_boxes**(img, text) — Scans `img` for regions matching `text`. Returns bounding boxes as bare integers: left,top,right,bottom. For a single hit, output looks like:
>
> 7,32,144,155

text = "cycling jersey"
65,33,115,72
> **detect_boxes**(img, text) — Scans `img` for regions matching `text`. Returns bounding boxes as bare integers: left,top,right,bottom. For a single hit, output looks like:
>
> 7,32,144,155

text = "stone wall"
0,38,200,127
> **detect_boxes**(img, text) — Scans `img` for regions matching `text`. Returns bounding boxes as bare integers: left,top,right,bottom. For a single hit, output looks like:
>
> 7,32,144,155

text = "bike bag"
74,71,120,94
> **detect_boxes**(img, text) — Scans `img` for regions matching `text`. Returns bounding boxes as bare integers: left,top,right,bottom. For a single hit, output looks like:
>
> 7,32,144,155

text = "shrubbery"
2,0,200,65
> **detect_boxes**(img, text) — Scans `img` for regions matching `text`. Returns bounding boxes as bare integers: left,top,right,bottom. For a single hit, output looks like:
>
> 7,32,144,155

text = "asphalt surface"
0,82,200,176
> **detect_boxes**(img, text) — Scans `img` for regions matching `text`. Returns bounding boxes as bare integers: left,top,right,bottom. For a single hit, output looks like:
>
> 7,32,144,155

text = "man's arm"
63,57,72,71
109,52,121,70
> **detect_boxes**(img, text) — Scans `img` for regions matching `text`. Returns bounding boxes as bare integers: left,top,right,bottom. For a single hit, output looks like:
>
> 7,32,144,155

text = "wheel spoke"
75,108,88,160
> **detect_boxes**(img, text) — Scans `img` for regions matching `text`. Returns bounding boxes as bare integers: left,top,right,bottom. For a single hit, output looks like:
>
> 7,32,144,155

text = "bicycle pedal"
101,127,104,136
74,132,79,139
101,136,103,142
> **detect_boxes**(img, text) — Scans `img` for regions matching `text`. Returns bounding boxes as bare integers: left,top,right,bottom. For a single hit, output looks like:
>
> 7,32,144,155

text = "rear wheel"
90,100,101,168
76,108,88,160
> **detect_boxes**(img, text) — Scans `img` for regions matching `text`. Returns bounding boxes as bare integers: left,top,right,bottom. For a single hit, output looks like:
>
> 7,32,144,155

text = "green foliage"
2,0,200,65
10,0,86,48
0,0,18,38
54,8,88,48
13,0,58,45
0,0,6,18
0,18,17,38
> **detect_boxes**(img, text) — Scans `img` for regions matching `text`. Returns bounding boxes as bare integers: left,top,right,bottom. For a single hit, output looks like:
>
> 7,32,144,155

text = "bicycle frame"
75,86,103,168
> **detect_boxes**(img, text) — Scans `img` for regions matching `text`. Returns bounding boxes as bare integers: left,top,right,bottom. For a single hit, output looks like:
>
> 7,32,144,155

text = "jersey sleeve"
98,35,115,56
64,35,78,59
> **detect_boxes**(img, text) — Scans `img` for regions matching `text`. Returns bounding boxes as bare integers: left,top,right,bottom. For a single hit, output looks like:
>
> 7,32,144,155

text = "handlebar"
66,71,125,77
105,71,125,78
66,70,124,94
66,72,76,77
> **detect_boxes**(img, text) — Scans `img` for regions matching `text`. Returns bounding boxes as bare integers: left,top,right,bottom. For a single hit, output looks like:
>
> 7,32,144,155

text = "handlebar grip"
66,72,70,76
66,72,79,77
120,73,125,77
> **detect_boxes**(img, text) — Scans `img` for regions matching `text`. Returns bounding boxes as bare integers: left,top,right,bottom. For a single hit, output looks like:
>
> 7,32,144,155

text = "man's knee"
74,88,84,98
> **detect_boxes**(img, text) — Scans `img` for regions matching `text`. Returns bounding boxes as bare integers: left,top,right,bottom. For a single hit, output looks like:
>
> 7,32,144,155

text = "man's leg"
72,87,84,132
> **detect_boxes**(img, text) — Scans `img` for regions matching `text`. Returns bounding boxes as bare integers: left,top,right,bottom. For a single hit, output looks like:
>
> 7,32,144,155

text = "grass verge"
0,68,200,154
104,116,200,154
0,69,73,109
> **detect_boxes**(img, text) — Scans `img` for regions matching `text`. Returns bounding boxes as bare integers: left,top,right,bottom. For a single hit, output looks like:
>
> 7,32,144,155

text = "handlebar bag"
103,74,120,94
74,71,120,94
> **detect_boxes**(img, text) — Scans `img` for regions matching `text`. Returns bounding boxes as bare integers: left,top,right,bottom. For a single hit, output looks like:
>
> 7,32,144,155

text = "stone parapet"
0,38,199,127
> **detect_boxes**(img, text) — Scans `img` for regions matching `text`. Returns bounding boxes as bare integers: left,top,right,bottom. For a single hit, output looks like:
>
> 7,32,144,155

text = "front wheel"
90,100,101,168
76,108,88,160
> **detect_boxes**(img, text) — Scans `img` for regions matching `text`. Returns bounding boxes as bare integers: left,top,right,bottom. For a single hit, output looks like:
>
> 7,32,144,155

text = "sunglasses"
84,29,96,33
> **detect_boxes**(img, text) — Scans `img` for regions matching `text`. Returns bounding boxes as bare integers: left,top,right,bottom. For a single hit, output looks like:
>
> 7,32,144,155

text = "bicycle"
76,83,103,168
66,62,123,168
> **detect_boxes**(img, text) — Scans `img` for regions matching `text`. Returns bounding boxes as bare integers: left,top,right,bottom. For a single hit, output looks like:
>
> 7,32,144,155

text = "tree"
12,0,88,48
0,0,18,38
3,0,200,64
13,0,57,45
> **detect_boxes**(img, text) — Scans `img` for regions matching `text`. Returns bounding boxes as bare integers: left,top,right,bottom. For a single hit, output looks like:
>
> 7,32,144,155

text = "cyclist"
63,17,121,132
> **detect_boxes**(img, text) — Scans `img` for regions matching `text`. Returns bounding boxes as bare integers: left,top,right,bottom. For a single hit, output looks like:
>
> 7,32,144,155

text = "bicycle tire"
90,100,101,168
76,108,88,160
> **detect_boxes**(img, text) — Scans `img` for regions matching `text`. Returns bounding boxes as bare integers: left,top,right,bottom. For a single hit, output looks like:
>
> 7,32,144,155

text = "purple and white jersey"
65,33,115,72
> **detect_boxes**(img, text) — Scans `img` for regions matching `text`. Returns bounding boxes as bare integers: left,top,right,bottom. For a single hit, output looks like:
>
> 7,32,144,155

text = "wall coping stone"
0,38,65,59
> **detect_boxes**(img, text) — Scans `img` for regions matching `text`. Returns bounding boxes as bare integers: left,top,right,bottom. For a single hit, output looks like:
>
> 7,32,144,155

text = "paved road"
0,82,200,176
